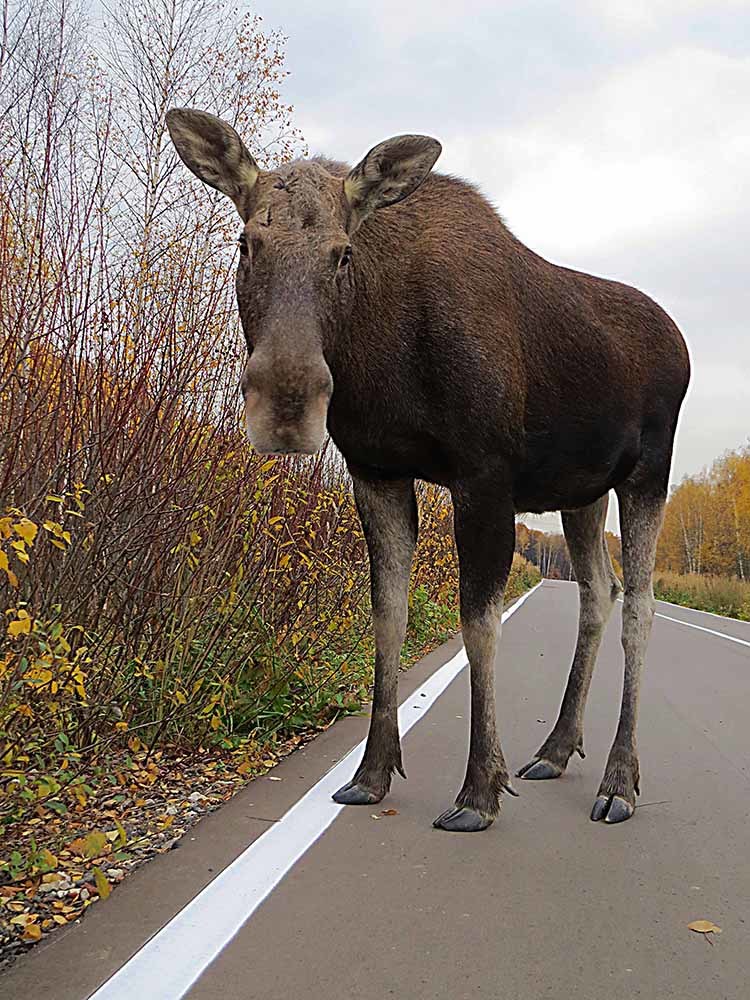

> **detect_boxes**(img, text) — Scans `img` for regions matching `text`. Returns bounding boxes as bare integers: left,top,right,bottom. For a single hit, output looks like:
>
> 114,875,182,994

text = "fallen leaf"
688,920,722,935
370,814,381,820
268,776,282,782
22,922,42,942
381,809,399,816
93,867,111,900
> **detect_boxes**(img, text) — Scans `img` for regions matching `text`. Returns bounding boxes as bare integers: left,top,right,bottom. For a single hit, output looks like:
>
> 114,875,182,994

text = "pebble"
79,889,90,901
165,804,178,815
107,869,124,880
188,792,203,804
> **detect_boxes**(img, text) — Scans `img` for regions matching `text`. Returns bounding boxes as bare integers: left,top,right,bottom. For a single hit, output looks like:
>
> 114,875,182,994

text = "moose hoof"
516,758,563,780
432,806,494,833
332,780,384,806
590,794,634,824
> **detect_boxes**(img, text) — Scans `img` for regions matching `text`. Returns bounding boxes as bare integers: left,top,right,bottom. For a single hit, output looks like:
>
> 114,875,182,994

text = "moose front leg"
332,476,417,806
433,485,517,833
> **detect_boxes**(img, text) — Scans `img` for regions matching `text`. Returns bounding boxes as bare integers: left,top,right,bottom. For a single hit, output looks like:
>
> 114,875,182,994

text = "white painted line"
89,582,543,1000
656,597,750,627
654,611,750,650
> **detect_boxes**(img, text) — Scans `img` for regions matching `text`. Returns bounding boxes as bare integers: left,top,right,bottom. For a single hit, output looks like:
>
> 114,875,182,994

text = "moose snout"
241,355,333,456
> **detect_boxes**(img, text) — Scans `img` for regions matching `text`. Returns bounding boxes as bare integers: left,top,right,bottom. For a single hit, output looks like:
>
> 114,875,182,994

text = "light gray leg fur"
518,494,622,781
433,487,517,832
332,477,417,806
591,489,665,823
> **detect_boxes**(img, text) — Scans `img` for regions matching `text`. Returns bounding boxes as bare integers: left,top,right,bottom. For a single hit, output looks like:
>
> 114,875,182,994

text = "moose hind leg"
518,494,621,781
333,477,417,806
591,489,665,824
433,487,517,833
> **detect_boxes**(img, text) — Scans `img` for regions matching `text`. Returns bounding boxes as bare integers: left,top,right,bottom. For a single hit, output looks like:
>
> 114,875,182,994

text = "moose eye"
238,234,249,257
339,245,353,268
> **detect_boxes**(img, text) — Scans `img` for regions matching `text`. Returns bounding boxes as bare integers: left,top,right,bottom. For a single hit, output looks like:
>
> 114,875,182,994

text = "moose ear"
344,134,442,233
166,108,260,218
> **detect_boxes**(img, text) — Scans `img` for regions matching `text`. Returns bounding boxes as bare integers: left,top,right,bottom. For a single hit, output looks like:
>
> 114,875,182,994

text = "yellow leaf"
210,715,221,730
259,458,277,472
22,922,42,942
68,831,107,859
688,920,722,935
93,867,111,900
15,519,38,545
6,569,18,587
8,616,32,637
0,551,8,572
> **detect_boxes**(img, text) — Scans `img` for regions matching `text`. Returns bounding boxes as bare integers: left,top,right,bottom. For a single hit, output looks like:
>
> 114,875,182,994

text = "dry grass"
653,572,750,621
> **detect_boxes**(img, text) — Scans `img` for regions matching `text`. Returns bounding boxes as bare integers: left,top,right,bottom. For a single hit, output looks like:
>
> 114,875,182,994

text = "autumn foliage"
657,446,750,580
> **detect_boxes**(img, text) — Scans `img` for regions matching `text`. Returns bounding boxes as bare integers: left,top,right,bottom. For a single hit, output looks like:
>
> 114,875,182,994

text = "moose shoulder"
167,108,690,832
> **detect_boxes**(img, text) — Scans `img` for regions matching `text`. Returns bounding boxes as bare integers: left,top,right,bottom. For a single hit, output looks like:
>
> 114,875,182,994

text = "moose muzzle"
241,353,333,456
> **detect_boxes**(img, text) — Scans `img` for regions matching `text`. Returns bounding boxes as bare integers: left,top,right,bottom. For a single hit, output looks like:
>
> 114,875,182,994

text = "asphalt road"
3,580,749,1000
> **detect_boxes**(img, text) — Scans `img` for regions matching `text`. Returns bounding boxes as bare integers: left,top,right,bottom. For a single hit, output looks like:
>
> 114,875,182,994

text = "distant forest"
515,521,621,579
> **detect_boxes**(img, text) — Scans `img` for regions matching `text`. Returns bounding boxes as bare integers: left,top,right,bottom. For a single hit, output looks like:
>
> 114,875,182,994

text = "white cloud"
450,47,750,258
584,0,748,33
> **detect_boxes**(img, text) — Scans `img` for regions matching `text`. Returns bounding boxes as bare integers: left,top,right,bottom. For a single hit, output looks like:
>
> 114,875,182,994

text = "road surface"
2,580,749,1000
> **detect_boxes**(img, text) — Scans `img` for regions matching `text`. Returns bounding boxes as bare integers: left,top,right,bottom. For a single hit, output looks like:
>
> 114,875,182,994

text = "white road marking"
89,583,543,1000
655,598,750,628
654,611,750,649
615,595,749,650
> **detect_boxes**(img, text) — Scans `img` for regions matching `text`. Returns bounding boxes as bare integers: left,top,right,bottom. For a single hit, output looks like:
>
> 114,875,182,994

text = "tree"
657,444,750,578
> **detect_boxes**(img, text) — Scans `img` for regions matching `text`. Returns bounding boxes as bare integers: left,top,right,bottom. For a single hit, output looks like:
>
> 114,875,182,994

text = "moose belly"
513,421,642,513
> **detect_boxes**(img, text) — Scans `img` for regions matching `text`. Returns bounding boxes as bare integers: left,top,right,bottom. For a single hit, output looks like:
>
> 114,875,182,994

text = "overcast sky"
254,0,748,530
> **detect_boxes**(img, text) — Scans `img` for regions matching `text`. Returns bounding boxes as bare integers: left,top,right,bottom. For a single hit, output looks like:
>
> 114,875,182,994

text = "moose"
167,109,690,832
